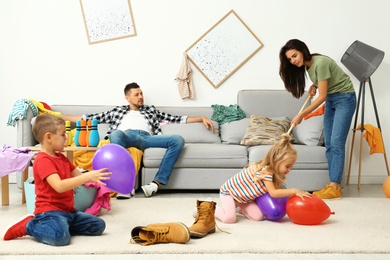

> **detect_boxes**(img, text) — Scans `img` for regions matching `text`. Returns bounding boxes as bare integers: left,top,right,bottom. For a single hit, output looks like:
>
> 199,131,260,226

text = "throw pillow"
292,115,324,146
240,116,291,146
220,118,250,144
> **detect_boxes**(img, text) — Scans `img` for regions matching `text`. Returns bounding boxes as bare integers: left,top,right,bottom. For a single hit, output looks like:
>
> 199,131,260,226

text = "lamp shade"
341,40,384,82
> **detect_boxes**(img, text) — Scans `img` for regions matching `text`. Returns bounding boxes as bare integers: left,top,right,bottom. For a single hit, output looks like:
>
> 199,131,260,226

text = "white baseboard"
346,175,387,185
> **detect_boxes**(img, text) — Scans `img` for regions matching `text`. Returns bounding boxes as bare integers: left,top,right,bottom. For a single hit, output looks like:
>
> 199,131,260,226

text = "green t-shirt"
307,55,355,94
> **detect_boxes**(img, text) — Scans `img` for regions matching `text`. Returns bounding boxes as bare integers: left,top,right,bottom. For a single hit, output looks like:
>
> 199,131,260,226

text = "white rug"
1,196,390,255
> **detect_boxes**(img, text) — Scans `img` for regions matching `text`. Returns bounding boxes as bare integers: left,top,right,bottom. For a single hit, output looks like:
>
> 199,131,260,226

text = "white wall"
1,0,390,184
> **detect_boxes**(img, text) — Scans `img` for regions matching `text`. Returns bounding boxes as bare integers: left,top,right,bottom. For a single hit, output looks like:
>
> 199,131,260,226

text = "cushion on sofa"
161,121,220,143
240,116,291,146
220,118,250,144
292,115,324,146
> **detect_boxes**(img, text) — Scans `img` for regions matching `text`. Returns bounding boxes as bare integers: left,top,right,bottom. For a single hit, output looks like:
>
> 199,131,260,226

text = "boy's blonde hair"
253,133,297,188
32,113,65,144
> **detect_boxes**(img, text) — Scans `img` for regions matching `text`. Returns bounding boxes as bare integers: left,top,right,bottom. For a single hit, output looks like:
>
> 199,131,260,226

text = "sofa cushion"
292,115,324,146
143,143,248,168
220,118,250,144
247,144,328,169
161,121,220,143
240,116,291,146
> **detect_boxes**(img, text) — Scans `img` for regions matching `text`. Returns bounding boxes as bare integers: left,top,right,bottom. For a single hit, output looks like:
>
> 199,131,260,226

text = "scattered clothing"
7,99,38,126
175,52,195,100
304,103,325,120
84,182,111,216
211,104,245,124
0,145,35,177
357,124,385,155
27,99,61,116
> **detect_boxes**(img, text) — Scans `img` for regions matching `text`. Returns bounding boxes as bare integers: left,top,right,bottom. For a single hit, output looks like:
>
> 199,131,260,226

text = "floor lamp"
341,40,390,190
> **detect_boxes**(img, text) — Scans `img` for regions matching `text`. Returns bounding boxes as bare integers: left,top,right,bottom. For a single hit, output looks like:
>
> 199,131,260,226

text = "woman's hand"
308,85,317,97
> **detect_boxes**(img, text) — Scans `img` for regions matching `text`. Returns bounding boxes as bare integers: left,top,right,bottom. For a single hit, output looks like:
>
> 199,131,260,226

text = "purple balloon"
92,144,136,194
255,193,288,221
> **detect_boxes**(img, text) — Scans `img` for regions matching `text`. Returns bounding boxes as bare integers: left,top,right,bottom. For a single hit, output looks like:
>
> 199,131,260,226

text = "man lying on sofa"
62,82,214,198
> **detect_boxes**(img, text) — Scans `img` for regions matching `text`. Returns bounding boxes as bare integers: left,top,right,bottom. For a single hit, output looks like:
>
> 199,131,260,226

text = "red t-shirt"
32,152,76,214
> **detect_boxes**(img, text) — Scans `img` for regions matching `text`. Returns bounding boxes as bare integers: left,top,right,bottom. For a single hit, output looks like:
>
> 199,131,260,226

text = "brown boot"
130,222,190,246
189,200,216,238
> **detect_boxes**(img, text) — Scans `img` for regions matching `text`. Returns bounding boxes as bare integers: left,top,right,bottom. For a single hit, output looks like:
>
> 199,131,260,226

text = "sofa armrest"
16,107,38,147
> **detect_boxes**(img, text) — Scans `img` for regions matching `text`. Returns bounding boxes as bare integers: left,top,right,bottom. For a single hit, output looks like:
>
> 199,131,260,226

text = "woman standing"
279,39,356,199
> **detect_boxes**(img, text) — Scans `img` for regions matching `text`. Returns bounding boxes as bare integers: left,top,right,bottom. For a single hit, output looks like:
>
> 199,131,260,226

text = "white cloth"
175,52,195,100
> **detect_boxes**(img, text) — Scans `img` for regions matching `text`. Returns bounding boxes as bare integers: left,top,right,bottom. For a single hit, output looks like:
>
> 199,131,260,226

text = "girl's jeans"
26,210,105,246
109,130,185,185
324,92,356,184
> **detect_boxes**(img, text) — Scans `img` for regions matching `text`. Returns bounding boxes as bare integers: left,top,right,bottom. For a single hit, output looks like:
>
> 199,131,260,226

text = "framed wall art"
186,10,264,88
80,0,137,44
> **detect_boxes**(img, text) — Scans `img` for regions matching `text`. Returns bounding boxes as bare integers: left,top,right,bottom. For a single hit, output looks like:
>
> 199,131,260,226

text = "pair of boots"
131,200,216,246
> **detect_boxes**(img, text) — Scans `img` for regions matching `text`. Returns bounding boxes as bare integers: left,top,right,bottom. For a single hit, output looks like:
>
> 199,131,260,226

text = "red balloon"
286,195,335,225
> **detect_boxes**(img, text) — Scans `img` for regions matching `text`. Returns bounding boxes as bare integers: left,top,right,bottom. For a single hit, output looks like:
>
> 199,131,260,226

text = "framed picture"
186,10,264,88
80,0,137,44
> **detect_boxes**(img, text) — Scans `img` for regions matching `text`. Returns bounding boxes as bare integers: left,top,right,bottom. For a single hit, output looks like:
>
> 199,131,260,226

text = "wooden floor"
1,183,389,259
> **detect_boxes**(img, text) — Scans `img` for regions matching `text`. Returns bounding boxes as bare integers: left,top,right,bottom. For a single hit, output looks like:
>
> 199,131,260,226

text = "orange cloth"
357,124,385,155
304,103,325,120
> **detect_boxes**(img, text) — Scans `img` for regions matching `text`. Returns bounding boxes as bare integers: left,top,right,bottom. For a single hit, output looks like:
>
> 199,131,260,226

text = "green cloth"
211,104,245,124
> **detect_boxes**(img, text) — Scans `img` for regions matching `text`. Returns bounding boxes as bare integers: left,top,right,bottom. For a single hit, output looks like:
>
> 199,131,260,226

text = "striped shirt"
82,105,187,139
220,165,273,203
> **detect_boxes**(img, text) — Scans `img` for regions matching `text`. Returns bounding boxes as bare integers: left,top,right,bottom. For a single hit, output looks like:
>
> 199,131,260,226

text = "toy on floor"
286,194,335,225
383,176,390,198
92,144,136,194
255,193,288,221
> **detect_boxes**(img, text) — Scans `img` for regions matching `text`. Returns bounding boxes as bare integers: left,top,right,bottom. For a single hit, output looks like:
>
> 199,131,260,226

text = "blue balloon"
92,144,136,194
255,193,288,221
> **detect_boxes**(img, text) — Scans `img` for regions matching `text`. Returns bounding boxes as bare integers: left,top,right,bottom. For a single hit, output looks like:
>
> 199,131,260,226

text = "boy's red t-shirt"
32,152,76,214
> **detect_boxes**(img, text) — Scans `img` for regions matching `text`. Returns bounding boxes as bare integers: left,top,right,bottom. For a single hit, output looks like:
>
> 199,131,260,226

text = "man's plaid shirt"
82,105,187,139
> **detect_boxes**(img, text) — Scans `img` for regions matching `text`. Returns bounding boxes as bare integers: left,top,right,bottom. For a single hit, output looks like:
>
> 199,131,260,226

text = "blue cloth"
7,99,38,126
27,210,105,246
324,92,356,183
109,129,184,185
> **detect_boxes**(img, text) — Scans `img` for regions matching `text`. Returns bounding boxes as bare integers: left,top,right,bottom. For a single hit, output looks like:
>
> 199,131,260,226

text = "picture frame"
186,10,264,88
80,0,137,44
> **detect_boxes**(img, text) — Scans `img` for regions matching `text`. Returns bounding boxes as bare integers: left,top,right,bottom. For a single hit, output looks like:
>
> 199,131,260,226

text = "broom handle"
287,95,311,135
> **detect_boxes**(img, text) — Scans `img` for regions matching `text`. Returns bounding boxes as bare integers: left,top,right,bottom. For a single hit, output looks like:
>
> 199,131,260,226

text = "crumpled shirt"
0,145,35,177
211,104,246,124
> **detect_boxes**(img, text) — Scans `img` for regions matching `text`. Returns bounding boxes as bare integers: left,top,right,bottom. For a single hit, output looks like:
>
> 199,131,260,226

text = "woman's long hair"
253,134,297,189
279,39,312,98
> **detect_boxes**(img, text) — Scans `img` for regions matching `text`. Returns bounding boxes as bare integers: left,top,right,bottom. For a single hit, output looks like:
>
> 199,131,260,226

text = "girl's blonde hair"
252,133,297,188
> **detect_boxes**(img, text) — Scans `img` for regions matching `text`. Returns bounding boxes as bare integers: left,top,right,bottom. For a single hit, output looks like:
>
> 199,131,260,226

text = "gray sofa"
16,90,329,192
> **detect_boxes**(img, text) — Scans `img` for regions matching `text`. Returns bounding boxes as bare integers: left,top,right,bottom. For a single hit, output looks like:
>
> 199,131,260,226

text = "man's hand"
202,117,215,133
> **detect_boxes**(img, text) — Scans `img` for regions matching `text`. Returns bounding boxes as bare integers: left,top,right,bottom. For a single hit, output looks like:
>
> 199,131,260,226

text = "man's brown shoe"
131,222,190,246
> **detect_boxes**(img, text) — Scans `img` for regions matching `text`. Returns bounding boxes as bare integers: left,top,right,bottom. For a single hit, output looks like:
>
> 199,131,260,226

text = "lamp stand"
346,77,390,190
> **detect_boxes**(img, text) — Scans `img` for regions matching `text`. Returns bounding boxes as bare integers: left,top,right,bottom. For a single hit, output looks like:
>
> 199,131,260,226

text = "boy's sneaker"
3,215,34,240
141,182,158,198
313,185,342,200
130,222,190,246
116,189,135,200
